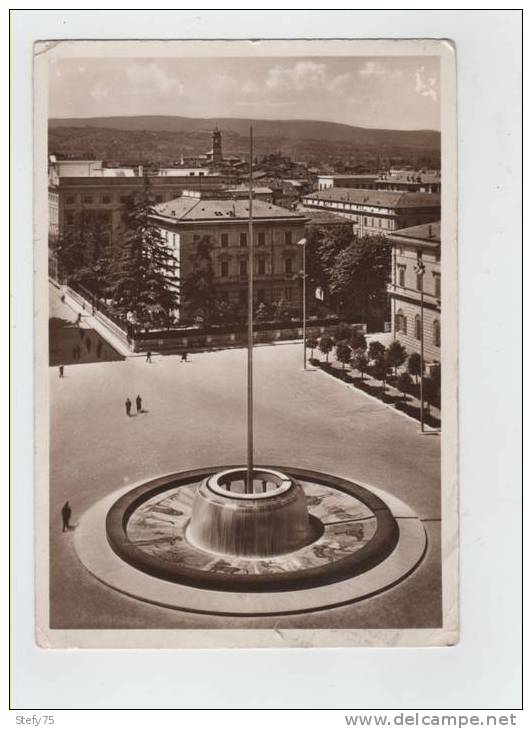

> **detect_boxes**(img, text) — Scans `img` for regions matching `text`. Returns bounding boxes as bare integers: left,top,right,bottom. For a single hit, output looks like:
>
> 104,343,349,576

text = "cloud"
327,72,353,92
266,61,327,91
125,62,184,95
359,61,387,77
90,82,109,101
208,73,238,94
415,66,438,101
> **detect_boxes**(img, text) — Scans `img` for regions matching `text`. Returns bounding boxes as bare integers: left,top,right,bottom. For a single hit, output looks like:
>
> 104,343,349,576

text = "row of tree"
308,331,440,411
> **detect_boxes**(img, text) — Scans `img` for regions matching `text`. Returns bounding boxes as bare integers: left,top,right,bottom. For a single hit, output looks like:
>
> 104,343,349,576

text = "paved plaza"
49,288,441,630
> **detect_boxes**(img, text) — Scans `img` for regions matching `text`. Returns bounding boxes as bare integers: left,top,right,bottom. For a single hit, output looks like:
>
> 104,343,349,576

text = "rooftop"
153,196,307,222
304,188,441,209
301,209,353,226
317,174,379,180
389,221,441,244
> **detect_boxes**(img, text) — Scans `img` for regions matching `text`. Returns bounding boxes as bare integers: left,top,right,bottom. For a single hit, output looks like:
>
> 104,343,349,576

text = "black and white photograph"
33,38,458,648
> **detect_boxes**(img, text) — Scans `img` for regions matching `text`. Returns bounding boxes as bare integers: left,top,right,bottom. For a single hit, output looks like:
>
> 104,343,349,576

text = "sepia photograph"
33,38,458,648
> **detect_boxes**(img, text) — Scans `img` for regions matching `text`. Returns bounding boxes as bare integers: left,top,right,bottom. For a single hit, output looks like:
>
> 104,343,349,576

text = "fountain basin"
187,468,318,557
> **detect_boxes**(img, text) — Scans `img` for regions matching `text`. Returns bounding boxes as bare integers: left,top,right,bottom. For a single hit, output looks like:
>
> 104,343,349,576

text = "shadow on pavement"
49,317,125,367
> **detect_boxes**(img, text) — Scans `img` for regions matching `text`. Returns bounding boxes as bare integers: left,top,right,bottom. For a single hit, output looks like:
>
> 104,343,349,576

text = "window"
193,234,200,243
66,212,74,225
284,231,292,245
258,258,266,275
65,196,75,205
434,273,441,298
102,195,111,204
257,288,265,302
364,217,368,226
415,315,422,341
239,259,247,276
398,265,406,288
395,310,407,335
221,233,229,248
416,270,424,291
377,218,382,228
119,195,129,204
258,231,266,246
285,257,293,275
221,260,229,278
240,232,247,247
433,320,440,348
285,288,293,302
82,195,93,204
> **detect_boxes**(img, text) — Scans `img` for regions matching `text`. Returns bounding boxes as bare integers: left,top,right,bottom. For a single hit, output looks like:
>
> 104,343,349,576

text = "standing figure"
76,313,82,324
181,351,188,363
146,351,152,363
61,501,72,532
59,365,64,378
125,397,132,416
136,394,142,414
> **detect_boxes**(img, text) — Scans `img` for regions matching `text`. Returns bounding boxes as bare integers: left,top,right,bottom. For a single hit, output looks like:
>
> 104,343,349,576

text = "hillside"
48,116,440,166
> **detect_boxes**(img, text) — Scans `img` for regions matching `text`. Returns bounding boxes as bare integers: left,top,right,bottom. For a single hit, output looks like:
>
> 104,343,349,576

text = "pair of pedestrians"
125,394,143,417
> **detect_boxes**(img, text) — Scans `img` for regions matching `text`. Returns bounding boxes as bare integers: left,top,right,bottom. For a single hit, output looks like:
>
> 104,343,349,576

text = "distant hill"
48,116,440,166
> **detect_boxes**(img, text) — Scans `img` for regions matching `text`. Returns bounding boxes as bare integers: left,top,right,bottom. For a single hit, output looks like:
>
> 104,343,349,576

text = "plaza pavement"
49,291,442,630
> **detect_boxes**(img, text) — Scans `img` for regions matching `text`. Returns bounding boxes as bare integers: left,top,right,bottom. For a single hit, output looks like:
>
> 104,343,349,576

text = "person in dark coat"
59,365,64,378
76,313,82,324
125,397,132,416
146,351,152,363
136,394,142,413
61,501,72,532
180,351,188,363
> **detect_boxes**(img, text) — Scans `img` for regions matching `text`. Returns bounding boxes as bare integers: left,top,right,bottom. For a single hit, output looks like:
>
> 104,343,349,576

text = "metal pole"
246,127,254,493
419,269,425,433
302,240,307,369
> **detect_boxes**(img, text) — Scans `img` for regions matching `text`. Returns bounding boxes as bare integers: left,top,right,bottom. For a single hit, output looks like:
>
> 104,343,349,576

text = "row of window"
192,231,294,248
64,193,171,206
397,264,441,297
220,256,295,278
219,287,296,305
395,311,440,347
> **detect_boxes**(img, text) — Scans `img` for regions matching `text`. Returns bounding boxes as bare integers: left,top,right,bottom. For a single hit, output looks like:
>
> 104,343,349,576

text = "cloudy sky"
49,56,440,130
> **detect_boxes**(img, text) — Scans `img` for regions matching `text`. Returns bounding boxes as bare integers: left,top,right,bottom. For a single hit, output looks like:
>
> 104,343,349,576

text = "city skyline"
49,55,440,131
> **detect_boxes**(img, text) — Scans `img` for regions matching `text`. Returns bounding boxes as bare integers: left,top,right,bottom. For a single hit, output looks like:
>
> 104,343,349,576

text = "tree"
318,334,335,363
335,340,352,370
181,235,218,325
372,354,391,394
425,364,441,412
57,209,112,295
407,352,422,383
306,335,318,359
350,329,367,352
304,223,353,307
255,301,271,321
397,372,413,400
352,349,368,380
386,340,407,377
107,178,179,329
368,340,386,362
327,234,391,322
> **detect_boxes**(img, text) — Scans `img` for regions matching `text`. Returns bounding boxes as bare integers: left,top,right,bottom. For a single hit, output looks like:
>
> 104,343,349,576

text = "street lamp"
297,237,307,369
414,257,426,432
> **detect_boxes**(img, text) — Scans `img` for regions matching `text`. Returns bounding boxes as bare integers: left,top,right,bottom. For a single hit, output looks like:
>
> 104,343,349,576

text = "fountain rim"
206,467,293,500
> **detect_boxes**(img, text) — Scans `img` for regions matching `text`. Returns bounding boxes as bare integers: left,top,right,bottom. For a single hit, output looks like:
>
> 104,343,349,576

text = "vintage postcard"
33,38,458,648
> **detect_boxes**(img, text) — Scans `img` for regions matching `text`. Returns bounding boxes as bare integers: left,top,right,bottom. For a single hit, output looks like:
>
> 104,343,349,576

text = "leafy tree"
304,223,353,307
368,340,386,362
181,234,218,325
386,340,407,377
107,178,179,328
335,340,352,370
425,364,441,411
352,349,368,380
306,335,318,359
255,301,271,321
57,209,111,295
372,354,391,394
327,234,391,321
397,372,413,400
407,352,422,383
350,329,367,352
318,334,335,363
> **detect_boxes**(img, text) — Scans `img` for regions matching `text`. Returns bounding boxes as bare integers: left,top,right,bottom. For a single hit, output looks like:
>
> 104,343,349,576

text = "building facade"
388,222,441,364
150,192,307,318
301,188,440,237
317,174,379,190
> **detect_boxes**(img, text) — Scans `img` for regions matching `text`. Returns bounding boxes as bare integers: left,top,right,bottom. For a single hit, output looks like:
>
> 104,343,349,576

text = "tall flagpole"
246,127,254,493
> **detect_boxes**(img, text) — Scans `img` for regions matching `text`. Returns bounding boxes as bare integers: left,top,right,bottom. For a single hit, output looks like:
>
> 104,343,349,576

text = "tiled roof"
153,197,306,221
390,221,441,243
304,188,441,209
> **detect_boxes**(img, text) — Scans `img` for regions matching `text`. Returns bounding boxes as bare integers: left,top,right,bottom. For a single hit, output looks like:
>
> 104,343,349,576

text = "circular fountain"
187,468,319,557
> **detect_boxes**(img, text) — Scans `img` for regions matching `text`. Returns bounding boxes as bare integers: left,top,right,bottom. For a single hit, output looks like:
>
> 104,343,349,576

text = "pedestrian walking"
181,351,188,363
146,351,152,363
76,312,82,324
136,394,142,413
125,397,132,416
59,365,64,378
60,294,66,304
61,501,72,532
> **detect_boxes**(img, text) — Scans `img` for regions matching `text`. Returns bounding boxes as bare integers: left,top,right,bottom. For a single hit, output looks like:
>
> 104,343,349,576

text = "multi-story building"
374,170,441,194
301,188,440,237
150,191,308,317
388,221,441,364
317,174,379,190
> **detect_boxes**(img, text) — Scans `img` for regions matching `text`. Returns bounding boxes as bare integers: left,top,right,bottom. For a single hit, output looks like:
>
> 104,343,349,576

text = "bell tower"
211,126,223,165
